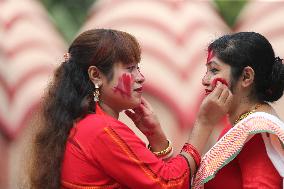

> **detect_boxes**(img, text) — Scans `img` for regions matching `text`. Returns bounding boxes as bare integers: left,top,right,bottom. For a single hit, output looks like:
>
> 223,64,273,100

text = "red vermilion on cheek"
212,78,228,89
113,73,133,97
207,49,214,64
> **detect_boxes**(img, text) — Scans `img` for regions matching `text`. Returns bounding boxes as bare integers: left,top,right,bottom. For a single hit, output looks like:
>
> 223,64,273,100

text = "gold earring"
94,84,100,102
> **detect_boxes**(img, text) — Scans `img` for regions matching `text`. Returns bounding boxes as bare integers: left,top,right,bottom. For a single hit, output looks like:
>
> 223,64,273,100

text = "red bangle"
181,143,201,168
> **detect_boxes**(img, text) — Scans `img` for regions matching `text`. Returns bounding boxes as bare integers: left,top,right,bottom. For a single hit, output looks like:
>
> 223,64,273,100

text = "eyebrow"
206,61,219,67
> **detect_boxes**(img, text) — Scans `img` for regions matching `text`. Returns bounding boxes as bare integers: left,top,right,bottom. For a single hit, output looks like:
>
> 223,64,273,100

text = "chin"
129,97,142,108
119,98,141,110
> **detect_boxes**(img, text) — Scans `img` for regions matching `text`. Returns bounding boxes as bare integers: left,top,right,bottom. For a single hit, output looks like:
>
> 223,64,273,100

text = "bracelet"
181,143,201,168
160,147,174,159
148,140,173,158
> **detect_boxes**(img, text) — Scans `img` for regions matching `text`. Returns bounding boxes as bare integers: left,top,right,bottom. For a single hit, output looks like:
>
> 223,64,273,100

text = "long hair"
29,29,141,189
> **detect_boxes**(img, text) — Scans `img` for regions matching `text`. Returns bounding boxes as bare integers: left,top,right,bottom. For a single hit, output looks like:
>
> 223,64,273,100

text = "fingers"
208,81,223,99
206,81,233,109
125,110,139,122
127,98,154,119
141,97,153,111
133,106,143,115
198,81,233,126
137,97,154,115
218,88,230,103
124,110,134,119
215,82,233,106
215,83,233,113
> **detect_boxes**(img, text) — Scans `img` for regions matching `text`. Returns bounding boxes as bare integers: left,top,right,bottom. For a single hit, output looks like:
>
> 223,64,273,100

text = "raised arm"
126,81,232,174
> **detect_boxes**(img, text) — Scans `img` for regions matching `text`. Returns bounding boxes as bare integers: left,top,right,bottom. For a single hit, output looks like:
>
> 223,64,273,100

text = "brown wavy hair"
29,29,141,189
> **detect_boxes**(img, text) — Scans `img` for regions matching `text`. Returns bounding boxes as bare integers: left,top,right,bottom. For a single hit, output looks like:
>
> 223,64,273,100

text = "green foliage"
214,0,247,27
41,0,95,42
41,0,247,42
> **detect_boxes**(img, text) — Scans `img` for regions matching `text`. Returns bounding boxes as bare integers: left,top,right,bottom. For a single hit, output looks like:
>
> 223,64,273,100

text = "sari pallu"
192,112,284,189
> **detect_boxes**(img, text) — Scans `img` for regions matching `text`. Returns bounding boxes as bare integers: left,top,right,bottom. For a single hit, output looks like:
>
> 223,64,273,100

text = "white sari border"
192,112,284,189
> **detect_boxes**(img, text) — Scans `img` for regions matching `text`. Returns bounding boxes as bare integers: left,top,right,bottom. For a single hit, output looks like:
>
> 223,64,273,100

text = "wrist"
188,121,213,152
147,128,168,152
195,114,217,133
148,140,174,159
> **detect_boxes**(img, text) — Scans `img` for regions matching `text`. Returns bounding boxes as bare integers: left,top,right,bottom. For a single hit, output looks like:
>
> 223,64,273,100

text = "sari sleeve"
238,134,282,188
90,121,190,189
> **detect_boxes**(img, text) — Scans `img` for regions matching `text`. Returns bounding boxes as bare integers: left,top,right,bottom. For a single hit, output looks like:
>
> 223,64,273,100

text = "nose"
202,73,210,87
136,70,145,84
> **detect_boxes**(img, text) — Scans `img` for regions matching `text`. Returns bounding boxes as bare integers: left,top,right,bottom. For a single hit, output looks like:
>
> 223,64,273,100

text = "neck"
228,99,260,125
99,102,119,119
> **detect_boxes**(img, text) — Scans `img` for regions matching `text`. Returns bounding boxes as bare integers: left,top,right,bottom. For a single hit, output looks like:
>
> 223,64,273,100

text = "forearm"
182,122,213,174
187,121,213,154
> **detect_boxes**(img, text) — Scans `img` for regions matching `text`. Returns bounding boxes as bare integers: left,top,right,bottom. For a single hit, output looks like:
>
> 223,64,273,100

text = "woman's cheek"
211,77,229,89
113,73,133,98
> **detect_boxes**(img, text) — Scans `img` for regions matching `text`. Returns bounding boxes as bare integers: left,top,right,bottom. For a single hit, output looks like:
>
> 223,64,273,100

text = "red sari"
61,105,190,189
193,113,283,189
205,133,282,188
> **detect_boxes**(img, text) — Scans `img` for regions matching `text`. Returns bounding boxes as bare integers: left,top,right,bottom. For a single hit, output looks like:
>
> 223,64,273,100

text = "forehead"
112,61,138,72
206,56,226,67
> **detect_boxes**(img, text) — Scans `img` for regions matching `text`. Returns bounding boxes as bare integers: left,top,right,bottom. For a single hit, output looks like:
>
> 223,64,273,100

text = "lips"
134,87,143,93
205,89,212,95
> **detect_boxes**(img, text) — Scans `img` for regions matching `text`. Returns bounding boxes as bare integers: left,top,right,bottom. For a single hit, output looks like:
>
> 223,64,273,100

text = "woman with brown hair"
29,29,232,189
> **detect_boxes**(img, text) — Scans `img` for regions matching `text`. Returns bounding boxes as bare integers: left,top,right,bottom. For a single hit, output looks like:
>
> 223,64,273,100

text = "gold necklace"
234,104,262,125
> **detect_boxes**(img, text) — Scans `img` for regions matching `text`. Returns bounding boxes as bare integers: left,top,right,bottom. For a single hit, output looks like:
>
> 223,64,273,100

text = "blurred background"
1,0,284,188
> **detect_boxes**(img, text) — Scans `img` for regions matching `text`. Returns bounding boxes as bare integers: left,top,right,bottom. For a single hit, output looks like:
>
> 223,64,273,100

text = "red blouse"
61,106,190,189
205,124,282,189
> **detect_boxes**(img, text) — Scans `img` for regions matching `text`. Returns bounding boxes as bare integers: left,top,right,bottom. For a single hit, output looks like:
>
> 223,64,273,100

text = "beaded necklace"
234,104,262,125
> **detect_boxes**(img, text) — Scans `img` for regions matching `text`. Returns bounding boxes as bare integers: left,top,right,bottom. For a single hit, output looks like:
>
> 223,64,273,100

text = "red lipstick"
134,87,143,93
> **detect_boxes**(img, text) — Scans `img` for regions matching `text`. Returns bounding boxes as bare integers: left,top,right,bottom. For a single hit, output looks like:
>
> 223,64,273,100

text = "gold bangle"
148,140,173,157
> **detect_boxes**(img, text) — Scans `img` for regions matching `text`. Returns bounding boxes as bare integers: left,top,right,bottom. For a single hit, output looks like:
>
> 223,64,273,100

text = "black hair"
209,32,284,102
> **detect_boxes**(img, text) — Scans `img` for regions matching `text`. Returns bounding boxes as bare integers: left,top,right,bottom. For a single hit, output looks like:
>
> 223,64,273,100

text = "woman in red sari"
193,32,284,189
29,29,232,189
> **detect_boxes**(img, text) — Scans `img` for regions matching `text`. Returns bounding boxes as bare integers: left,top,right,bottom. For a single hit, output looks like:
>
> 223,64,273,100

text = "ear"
241,66,255,87
88,66,103,86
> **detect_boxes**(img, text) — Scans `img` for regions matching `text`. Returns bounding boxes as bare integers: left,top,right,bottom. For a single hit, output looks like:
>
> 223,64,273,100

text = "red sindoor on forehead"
113,73,132,97
207,49,214,64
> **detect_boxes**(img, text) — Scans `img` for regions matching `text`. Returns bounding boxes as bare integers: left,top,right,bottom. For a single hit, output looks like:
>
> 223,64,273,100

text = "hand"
125,98,168,151
125,97,160,137
197,81,233,127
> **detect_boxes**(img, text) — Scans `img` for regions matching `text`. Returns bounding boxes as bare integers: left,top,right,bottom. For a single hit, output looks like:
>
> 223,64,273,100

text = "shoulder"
72,114,136,142
243,112,283,125
77,114,122,128
233,112,284,136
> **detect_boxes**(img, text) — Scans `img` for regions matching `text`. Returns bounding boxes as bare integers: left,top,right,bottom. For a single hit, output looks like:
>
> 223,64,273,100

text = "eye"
127,65,140,72
210,68,219,74
127,65,136,71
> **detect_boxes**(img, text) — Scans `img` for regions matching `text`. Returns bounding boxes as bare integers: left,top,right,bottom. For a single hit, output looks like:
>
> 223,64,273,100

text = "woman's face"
202,55,232,95
100,61,145,112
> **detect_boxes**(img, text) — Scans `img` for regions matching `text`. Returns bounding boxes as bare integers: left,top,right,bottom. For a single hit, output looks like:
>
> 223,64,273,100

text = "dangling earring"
94,84,100,102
